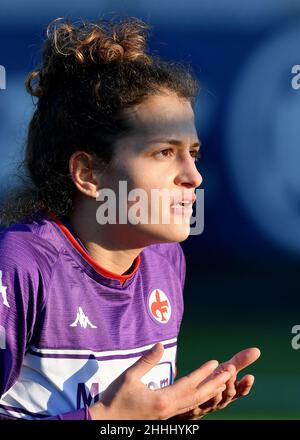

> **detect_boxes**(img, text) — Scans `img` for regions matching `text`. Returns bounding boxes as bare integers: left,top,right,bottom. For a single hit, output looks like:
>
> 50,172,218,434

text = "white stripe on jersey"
29,337,177,356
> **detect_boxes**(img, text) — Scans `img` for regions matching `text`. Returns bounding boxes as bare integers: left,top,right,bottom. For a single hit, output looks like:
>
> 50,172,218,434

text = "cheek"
100,159,174,219
118,161,160,191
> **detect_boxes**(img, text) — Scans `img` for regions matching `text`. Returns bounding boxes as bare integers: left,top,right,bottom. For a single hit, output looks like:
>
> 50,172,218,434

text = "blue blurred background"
1,0,300,419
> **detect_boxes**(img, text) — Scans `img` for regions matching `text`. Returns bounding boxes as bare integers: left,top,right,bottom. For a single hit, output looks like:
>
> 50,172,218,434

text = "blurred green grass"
176,314,300,420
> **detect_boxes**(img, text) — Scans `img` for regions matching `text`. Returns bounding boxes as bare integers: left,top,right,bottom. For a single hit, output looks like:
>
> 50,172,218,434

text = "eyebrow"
148,138,202,149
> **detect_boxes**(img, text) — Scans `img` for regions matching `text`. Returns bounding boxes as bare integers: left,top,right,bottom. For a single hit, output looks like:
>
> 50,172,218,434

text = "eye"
154,148,174,159
190,150,201,162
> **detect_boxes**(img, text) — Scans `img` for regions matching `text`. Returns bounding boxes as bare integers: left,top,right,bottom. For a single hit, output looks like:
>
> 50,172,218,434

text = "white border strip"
29,337,177,356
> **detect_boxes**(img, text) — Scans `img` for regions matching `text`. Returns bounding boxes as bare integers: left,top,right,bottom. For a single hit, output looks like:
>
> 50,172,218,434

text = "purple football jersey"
0,212,185,419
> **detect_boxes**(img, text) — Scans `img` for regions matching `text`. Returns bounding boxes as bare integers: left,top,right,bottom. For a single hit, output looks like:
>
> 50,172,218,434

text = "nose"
174,155,203,189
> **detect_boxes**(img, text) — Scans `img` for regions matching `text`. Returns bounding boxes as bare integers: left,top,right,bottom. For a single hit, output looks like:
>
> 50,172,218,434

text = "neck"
68,206,144,276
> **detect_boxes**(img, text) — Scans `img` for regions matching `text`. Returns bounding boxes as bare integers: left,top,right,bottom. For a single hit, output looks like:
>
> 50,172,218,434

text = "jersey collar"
48,211,140,287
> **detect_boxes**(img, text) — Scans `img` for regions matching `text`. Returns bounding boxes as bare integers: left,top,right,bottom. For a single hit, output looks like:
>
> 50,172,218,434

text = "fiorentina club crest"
148,289,171,324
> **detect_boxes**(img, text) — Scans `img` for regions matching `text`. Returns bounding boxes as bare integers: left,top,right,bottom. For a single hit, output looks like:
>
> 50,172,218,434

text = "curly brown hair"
0,16,199,226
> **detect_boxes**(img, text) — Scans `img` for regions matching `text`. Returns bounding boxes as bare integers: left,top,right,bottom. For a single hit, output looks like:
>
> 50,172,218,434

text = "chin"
166,227,190,243
138,224,191,245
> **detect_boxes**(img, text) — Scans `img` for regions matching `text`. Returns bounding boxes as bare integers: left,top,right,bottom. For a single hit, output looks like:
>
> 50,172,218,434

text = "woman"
0,16,260,420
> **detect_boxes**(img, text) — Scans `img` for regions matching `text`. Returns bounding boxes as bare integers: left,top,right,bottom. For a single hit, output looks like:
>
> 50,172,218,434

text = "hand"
176,347,261,420
89,342,236,420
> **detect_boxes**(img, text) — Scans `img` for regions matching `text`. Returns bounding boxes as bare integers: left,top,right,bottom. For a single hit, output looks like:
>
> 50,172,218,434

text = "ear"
69,151,100,198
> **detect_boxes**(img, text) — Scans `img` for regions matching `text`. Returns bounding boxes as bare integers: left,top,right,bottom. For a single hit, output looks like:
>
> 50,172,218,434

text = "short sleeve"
0,257,90,420
0,258,38,397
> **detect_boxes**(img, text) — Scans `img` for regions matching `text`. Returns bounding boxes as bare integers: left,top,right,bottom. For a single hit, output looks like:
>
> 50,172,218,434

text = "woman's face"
98,91,203,245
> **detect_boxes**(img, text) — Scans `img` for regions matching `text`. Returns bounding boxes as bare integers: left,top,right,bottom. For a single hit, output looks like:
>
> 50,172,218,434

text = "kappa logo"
0,270,10,308
70,306,97,329
148,289,171,324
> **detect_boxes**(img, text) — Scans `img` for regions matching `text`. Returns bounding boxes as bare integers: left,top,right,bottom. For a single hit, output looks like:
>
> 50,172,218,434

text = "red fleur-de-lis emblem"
149,289,171,323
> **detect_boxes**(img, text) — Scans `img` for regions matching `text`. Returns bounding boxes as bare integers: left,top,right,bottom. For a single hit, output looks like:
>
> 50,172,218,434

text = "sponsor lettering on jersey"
77,382,99,408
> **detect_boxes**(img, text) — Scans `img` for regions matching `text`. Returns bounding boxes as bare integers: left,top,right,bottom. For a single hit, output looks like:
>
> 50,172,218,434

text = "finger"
175,359,219,390
163,360,219,414
198,390,224,412
216,373,237,407
178,405,204,419
172,406,204,420
163,364,233,419
198,365,236,411
192,369,234,407
200,362,236,385
177,385,226,417
168,370,230,418
235,374,255,397
186,407,204,420
225,347,261,374
215,374,255,410
128,342,165,379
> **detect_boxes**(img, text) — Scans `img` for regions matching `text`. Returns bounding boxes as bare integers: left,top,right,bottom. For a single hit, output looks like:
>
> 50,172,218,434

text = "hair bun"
26,16,152,97
49,16,151,64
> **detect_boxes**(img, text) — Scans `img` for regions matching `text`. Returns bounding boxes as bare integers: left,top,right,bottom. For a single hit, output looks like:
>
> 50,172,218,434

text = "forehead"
123,92,198,140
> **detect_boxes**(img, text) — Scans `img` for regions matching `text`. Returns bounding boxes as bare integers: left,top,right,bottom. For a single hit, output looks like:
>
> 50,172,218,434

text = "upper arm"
0,259,38,397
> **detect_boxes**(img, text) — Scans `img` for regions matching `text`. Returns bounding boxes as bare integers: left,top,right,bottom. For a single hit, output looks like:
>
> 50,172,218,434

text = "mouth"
170,194,196,215
170,199,194,216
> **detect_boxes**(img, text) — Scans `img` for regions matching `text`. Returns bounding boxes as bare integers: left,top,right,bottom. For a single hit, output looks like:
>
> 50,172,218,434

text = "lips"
170,193,196,208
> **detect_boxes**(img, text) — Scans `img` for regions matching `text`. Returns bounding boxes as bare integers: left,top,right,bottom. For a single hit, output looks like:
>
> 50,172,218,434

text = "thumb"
129,342,164,380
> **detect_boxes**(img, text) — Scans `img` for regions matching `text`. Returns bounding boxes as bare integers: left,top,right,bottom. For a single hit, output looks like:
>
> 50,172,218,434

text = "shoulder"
0,216,63,283
145,242,185,264
142,242,186,284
